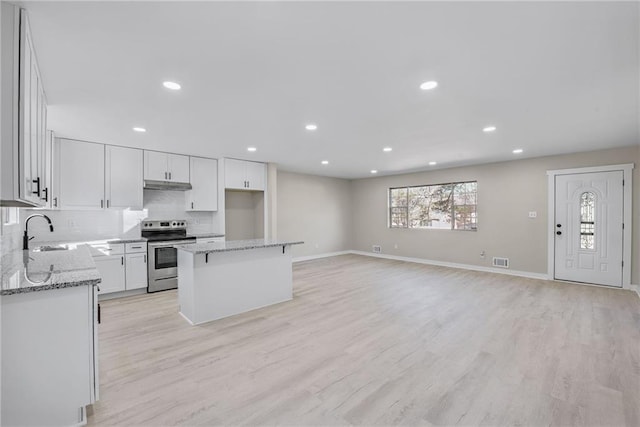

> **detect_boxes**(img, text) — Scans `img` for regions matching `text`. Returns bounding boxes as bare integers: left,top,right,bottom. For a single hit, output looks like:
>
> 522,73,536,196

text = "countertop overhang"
176,239,304,254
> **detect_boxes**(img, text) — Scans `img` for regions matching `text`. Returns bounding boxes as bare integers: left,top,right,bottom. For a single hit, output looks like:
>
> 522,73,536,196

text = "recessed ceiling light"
383,147,392,152
483,126,497,132
513,149,523,154
429,161,437,166
321,160,329,165
420,81,438,90
305,124,318,131
163,81,181,90
133,127,146,133
370,170,378,174
247,147,257,152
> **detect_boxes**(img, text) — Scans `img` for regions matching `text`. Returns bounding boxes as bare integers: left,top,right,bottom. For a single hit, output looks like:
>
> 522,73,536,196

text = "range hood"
143,180,192,191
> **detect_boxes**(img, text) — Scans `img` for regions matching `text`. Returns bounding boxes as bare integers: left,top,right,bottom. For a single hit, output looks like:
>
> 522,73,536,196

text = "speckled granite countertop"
176,239,304,254
106,237,147,244
1,245,101,296
191,233,225,239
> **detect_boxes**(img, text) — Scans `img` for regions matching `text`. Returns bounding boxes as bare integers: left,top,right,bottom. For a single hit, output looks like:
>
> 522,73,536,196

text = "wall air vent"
372,245,382,253
492,257,509,268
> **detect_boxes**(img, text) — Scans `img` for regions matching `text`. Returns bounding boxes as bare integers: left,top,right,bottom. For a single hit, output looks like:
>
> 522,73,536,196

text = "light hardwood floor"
88,254,640,426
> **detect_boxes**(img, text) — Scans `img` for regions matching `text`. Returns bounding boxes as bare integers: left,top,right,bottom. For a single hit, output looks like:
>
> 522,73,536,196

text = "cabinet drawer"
125,242,147,253
89,242,124,256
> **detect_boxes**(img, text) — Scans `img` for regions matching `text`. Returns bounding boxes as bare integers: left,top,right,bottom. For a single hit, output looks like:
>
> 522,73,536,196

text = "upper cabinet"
54,139,105,210
144,151,189,183
186,157,218,211
53,139,143,210
0,6,48,207
225,158,265,191
106,146,143,210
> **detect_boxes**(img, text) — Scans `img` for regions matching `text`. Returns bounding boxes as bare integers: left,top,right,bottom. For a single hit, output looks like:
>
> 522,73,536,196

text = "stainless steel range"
142,219,196,293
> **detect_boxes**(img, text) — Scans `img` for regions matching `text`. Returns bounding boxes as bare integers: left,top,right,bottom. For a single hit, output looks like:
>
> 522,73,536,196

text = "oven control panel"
142,220,187,230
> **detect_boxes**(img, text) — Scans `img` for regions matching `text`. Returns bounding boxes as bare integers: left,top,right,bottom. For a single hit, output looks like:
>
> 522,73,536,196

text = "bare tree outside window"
389,181,477,230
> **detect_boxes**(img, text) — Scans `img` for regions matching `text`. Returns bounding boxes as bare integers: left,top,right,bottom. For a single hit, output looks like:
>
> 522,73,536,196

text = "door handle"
556,231,562,235
32,177,41,196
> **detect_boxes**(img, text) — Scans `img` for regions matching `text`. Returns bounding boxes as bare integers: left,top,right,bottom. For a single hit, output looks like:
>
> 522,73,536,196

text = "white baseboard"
98,288,147,301
293,251,352,263
347,250,550,281
629,284,640,299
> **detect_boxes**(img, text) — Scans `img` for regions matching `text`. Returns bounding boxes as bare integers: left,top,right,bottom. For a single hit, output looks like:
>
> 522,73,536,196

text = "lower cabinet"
1,285,98,426
125,252,148,290
94,255,126,294
92,242,148,295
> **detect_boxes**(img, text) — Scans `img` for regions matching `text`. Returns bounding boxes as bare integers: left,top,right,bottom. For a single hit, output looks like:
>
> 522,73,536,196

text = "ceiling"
21,1,640,179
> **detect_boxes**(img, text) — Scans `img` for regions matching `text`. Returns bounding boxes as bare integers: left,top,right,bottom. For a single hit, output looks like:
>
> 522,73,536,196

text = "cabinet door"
187,157,217,211
106,145,143,209
19,16,38,205
143,151,168,181
224,158,248,190
94,255,126,294
57,139,105,209
167,153,190,183
245,161,265,190
125,253,148,290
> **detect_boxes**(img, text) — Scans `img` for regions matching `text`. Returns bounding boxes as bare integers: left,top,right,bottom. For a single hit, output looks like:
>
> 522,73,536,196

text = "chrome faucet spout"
23,214,54,250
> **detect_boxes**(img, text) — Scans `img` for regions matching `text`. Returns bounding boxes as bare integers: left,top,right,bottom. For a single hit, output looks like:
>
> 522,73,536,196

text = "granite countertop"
106,237,147,244
1,245,101,296
191,233,225,239
176,239,304,254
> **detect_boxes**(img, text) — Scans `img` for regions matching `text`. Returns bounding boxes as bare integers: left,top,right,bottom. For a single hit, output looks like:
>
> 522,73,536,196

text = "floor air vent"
492,257,509,268
372,245,382,253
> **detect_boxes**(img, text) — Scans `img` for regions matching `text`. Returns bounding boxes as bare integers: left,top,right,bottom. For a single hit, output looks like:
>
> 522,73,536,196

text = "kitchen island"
176,238,303,325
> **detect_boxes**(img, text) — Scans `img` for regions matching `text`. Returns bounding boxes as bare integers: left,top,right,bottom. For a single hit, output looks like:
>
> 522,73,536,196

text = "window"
580,191,595,250
1,207,19,226
389,181,477,230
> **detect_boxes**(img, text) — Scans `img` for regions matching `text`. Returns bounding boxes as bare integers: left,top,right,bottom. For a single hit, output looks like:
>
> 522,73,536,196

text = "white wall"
224,190,264,240
351,145,640,283
277,171,352,257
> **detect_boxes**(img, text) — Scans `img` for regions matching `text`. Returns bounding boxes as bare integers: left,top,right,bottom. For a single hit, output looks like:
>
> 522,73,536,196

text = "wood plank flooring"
88,254,640,426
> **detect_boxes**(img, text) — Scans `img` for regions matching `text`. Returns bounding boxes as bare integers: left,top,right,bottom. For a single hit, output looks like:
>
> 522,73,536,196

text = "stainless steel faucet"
23,214,54,250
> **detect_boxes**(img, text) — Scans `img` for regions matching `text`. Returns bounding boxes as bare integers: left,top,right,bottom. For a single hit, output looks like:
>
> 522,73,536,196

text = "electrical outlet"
480,251,485,258
372,245,382,253
528,211,537,218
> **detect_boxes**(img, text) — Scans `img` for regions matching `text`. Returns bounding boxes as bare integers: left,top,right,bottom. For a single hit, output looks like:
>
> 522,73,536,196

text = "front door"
554,171,623,287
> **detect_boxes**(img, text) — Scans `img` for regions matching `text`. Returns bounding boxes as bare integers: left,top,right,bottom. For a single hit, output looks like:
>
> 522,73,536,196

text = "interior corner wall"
277,171,352,258
350,145,640,284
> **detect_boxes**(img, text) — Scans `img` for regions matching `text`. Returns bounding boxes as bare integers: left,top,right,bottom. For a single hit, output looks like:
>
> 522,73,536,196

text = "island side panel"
178,249,196,324
187,245,293,325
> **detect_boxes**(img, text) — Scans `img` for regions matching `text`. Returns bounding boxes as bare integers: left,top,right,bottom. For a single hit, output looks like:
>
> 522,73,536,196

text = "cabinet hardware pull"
144,254,147,263
191,202,194,209
131,246,141,249
41,187,48,202
32,177,41,196
169,172,172,180
53,197,58,207
121,256,124,265
164,172,167,180
107,200,110,208
101,200,104,208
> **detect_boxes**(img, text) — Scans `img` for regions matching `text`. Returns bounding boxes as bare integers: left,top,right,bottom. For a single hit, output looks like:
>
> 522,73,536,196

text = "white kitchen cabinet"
0,5,48,207
54,138,105,210
144,151,190,183
93,255,126,294
106,145,143,209
186,157,218,211
225,158,265,191
2,285,98,426
125,252,148,290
